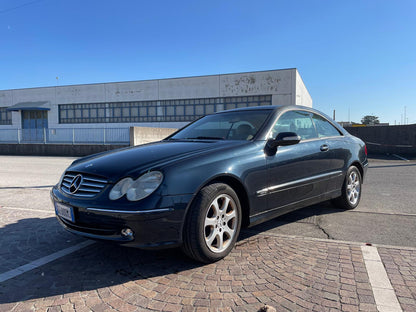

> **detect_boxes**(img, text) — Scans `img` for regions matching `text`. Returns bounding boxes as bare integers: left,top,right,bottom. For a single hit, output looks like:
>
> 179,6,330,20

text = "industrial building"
0,69,311,144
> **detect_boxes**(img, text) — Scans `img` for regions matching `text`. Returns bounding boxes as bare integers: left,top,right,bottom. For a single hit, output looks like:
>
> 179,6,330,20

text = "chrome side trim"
86,207,173,215
256,170,343,197
251,188,339,218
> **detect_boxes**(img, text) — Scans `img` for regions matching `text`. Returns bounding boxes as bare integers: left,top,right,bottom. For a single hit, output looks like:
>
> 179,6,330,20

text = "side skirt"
248,189,341,227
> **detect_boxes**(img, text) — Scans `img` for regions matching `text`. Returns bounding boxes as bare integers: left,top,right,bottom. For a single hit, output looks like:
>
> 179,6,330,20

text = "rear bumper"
362,159,369,182
51,186,193,249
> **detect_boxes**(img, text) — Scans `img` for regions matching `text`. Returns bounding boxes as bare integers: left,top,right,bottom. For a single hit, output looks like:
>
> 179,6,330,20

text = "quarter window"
312,114,341,138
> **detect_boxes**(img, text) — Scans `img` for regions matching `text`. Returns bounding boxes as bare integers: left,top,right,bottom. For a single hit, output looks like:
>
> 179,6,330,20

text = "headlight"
109,171,163,201
109,177,133,200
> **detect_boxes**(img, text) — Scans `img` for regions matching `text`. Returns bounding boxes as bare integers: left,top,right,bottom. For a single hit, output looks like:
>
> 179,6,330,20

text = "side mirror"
274,132,301,147
265,132,301,156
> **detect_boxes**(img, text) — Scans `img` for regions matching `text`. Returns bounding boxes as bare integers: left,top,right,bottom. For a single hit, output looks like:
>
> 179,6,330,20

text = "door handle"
320,144,329,152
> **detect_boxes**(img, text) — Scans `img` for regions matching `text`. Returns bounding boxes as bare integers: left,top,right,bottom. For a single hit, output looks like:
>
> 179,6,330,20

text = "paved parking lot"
0,155,415,312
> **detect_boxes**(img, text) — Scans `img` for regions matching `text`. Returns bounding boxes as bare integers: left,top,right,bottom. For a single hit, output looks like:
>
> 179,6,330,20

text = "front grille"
61,172,108,198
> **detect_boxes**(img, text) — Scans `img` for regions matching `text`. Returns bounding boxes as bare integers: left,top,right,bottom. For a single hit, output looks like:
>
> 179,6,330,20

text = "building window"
58,95,272,124
0,107,12,125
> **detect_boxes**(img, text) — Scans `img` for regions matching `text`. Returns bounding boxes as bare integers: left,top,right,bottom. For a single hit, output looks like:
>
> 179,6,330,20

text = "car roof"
214,105,280,114
214,105,316,114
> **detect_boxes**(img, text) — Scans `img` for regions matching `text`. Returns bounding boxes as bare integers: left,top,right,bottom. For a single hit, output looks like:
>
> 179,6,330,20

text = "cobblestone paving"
378,247,416,312
0,235,380,312
0,208,85,274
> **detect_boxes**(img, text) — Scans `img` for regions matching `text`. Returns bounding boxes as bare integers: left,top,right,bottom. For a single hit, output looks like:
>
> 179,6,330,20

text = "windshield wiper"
186,136,225,140
164,138,179,141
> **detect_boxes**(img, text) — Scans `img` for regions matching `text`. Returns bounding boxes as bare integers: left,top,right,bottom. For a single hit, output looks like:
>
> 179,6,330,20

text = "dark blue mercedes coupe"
51,105,368,263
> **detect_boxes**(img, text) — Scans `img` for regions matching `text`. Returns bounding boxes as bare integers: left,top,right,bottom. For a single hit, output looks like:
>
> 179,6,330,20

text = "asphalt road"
0,154,415,248
248,156,416,248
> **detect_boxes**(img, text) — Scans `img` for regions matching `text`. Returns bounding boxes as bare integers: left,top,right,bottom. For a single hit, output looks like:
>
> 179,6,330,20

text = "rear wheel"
333,166,362,209
182,183,242,263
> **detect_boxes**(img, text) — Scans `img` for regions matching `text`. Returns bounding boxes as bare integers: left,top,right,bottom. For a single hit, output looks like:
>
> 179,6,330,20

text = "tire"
181,183,242,263
333,166,362,210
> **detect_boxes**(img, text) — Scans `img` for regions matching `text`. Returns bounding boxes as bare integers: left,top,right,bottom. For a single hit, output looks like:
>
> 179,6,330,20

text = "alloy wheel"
346,171,360,206
204,194,238,253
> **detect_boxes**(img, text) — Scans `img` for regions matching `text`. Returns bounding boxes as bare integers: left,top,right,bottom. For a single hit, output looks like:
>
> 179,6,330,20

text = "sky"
1,0,415,125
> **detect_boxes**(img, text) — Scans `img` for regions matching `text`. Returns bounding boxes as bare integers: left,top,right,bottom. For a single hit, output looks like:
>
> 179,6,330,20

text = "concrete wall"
0,69,312,131
346,124,416,156
295,70,313,107
130,127,177,146
0,143,126,157
3,124,414,158
0,126,178,156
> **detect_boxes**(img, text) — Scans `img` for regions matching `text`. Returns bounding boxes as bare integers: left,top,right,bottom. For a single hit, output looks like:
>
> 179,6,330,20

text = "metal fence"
0,128,130,145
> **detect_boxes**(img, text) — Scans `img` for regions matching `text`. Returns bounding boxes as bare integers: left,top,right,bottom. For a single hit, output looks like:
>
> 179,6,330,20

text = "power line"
0,0,46,15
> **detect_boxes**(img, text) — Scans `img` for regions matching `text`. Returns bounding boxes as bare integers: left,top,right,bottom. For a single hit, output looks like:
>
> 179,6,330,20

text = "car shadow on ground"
0,202,342,305
241,200,343,239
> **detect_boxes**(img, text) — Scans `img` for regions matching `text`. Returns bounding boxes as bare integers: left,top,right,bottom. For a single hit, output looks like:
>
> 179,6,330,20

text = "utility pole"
348,107,350,124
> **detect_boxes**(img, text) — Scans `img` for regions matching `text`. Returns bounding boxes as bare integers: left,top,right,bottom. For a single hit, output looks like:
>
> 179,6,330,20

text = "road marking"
361,245,402,312
0,240,94,283
349,210,416,217
2,206,54,214
392,154,409,161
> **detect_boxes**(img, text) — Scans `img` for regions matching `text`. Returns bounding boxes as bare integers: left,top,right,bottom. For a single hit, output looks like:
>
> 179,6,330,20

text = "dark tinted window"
271,111,318,140
312,114,341,138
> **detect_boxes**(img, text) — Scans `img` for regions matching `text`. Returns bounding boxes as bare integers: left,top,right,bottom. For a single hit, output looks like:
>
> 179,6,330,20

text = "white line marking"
361,245,402,312
392,154,409,161
0,241,94,283
349,210,416,217
2,206,54,214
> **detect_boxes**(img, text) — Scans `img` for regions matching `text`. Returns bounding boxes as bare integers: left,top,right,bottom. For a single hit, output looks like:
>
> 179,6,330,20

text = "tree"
361,115,380,125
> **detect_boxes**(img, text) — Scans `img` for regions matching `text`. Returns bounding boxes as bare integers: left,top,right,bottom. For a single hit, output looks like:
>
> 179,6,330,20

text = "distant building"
338,121,390,128
338,122,354,128
0,69,312,143
338,122,364,128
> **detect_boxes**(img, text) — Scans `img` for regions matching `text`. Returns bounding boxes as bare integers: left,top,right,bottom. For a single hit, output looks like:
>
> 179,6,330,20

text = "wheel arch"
213,176,250,228
350,161,364,179
189,174,251,229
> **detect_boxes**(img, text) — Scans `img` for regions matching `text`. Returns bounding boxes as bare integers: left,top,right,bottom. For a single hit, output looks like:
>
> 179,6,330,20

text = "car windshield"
169,109,272,141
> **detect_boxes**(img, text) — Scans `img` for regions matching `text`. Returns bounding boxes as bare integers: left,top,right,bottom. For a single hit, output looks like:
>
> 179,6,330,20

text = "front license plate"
55,202,75,222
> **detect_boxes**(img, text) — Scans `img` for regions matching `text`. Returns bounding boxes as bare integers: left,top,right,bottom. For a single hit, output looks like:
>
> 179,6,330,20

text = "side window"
312,114,342,138
270,111,318,140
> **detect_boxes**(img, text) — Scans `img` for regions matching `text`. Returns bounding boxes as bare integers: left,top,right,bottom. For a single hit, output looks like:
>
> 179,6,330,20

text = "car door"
311,113,348,192
261,110,335,214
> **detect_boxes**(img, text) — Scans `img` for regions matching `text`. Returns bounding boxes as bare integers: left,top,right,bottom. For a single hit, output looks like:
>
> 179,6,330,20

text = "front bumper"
51,186,193,249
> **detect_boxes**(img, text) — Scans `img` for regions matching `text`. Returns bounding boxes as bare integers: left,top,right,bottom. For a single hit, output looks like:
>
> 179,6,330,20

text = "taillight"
365,145,368,156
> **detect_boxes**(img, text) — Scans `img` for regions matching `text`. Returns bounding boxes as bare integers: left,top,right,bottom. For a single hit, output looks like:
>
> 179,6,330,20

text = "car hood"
67,140,246,182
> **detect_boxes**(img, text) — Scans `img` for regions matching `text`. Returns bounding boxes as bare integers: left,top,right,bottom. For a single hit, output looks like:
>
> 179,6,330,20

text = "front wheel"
333,166,362,210
181,183,242,263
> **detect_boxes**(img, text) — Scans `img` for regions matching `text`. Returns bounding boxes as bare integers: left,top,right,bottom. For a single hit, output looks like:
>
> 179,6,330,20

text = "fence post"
72,128,75,144
17,129,21,144
43,128,47,144
103,128,106,145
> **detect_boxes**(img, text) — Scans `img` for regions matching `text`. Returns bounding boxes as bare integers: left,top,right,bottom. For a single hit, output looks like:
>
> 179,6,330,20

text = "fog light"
121,228,134,238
